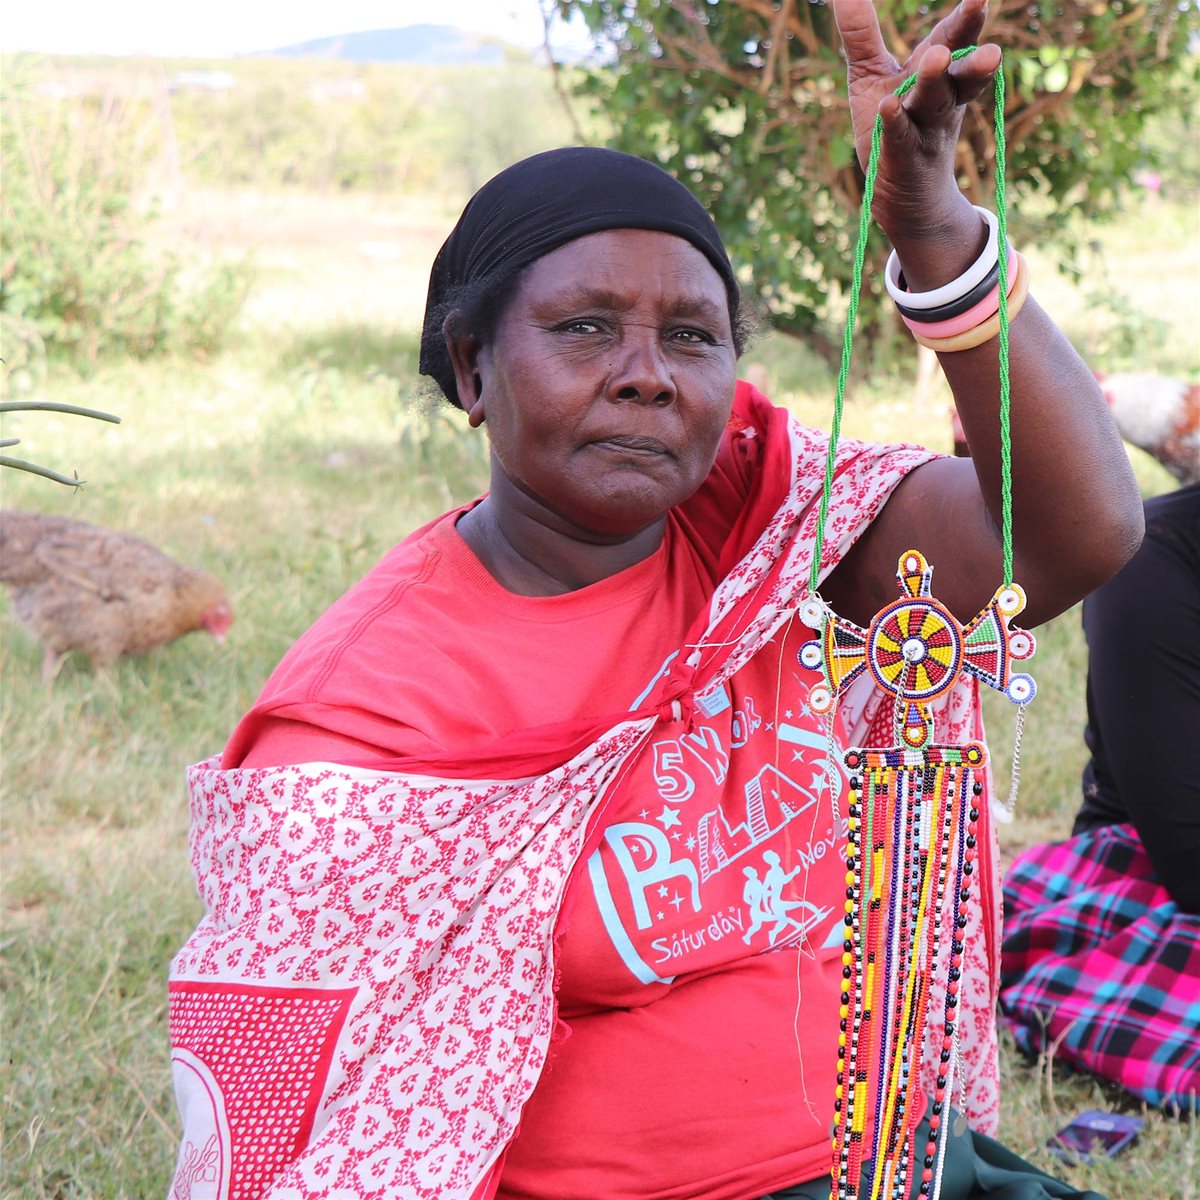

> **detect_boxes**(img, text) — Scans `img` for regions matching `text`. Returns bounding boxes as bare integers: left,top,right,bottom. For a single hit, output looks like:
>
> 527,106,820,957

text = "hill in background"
262,24,516,66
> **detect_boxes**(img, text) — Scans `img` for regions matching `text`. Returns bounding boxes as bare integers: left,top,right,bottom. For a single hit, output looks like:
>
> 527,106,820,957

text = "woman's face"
457,228,738,539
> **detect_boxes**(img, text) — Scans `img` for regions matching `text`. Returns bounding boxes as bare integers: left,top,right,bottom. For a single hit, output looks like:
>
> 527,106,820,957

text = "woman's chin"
546,469,688,529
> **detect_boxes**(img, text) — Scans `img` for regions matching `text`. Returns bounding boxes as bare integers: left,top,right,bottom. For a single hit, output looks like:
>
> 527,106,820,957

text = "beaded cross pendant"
801,550,1036,1200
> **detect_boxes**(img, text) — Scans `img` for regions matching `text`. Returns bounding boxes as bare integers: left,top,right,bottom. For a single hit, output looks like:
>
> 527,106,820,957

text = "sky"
1,1,590,59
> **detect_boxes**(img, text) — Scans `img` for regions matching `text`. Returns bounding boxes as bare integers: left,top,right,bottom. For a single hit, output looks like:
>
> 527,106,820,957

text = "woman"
167,3,1140,1198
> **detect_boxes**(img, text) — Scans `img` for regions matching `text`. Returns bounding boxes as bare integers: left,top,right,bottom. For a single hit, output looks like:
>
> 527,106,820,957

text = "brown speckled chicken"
0,510,233,681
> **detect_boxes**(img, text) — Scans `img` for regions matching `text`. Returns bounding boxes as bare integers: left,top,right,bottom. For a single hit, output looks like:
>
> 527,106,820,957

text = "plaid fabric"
1000,822,1200,1111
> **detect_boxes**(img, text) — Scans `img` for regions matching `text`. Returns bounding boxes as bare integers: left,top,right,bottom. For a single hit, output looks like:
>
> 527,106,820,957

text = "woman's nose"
609,332,676,405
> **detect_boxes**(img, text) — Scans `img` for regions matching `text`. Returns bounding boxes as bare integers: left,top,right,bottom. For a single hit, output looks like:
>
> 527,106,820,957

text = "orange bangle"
913,253,1031,353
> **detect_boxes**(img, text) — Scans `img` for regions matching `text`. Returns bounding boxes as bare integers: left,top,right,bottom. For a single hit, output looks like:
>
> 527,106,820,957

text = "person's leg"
1075,484,1200,910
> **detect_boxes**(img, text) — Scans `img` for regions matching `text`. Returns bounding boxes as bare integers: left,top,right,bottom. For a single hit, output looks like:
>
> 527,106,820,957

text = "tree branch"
540,0,589,144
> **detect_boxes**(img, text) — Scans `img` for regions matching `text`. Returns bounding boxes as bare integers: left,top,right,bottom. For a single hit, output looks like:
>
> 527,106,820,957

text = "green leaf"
830,138,855,169
1043,61,1071,93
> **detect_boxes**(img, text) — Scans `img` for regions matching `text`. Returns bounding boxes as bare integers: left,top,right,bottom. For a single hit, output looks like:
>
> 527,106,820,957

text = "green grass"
0,330,491,1194
1,190,1195,1197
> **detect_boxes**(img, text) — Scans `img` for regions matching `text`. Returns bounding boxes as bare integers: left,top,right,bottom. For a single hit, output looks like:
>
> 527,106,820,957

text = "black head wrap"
419,146,739,408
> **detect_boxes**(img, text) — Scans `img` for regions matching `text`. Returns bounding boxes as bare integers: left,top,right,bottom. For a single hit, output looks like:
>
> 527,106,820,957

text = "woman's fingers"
836,0,1000,171
946,43,1002,103
911,0,990,62
896,43,1001,130
831,0,897,76
837,0,993,90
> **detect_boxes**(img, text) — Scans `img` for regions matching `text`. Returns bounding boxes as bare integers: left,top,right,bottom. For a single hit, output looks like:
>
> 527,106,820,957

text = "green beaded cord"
809,47,1014,593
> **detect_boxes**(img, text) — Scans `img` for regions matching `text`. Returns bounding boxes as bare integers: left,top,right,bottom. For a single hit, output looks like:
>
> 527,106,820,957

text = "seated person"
1002,482,1200,1111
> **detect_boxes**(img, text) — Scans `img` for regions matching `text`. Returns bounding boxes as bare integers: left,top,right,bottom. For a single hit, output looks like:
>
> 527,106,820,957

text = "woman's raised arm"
821,0,1143,628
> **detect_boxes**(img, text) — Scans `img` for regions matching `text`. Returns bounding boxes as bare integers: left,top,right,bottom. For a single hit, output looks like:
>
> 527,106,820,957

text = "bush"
556,0,1200,357
1,62,250,365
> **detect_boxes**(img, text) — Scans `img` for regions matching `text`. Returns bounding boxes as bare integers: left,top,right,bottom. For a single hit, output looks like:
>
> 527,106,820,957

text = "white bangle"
884,206,999,311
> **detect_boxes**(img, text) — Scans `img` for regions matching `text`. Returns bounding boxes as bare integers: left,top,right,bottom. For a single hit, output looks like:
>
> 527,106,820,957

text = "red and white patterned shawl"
167,390,1001,1200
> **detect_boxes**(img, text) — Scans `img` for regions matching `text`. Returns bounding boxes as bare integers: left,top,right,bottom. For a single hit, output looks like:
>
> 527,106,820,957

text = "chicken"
948,374,1200,479
1097,372,1200,485
0,509,233,681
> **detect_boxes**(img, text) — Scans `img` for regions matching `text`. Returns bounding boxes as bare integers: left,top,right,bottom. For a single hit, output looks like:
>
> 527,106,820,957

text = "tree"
552,0,1199,363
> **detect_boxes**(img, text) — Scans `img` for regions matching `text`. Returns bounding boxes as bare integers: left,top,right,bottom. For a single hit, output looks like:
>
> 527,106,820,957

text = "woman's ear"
443,313,487,428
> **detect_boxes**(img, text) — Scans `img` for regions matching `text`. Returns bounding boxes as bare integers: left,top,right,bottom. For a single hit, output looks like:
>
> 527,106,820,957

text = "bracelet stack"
885,205,1030,353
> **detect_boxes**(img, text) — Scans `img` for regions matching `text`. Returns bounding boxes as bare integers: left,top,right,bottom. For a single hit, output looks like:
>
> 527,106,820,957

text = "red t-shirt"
223,403,760,774
225,400,907,1199
225,510,714,771
498,610,848,1200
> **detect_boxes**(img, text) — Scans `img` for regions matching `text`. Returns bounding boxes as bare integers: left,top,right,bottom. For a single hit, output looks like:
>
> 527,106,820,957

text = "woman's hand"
832,0,1001,247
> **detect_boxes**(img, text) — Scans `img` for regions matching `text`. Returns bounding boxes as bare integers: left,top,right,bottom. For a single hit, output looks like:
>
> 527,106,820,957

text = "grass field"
1,181,1195,1199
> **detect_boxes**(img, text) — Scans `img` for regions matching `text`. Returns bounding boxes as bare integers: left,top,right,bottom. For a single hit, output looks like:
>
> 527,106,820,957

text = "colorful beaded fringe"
805,552,1035,1199
837,744,979,1200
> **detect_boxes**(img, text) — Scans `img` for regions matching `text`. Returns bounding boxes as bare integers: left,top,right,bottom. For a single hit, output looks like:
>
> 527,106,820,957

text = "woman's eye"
671,327,713,345
558,319,601,334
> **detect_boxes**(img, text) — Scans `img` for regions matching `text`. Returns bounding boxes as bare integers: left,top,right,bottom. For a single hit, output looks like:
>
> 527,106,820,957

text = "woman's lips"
591,435,671,455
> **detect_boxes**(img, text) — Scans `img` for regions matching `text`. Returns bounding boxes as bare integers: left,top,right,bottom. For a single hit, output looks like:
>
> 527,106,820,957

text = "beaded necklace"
801,51,1036,1200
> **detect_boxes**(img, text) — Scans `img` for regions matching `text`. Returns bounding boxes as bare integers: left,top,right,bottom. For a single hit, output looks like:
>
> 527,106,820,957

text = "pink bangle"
913,253,1031,353
901,246,1019,339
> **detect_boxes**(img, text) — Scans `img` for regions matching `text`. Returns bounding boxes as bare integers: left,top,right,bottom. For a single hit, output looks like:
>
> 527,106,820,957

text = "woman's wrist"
881,195,987,292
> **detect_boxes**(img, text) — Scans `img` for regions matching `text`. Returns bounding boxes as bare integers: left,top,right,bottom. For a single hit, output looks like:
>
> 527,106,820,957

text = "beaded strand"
921,774,982,1198
829,746,987,1200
